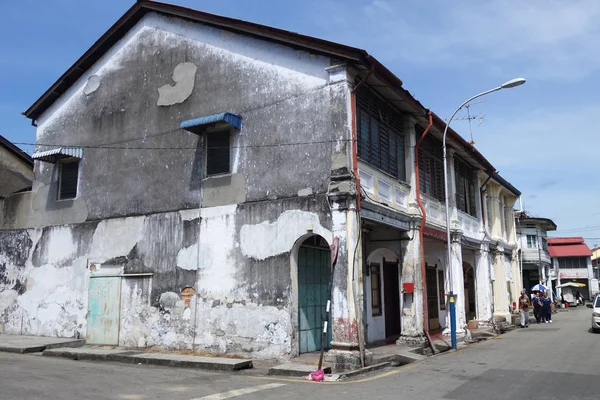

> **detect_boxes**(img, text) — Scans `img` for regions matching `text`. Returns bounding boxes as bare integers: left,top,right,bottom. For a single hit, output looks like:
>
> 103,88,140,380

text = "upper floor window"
558,257,588,269
58,159,80,200
542,237,548,251
454,157,477,217
356,88,405,181
206,131,231,176
526,234,537,249
418,132,445,202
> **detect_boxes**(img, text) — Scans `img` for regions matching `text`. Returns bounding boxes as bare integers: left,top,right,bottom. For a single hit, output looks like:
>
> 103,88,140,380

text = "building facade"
0,1,521,367
592,245,599,280
0,135,33,198
548,237,593,301
515,212,557,296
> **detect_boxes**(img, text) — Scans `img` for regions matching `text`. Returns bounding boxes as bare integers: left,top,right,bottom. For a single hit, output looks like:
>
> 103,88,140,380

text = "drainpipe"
414,112,433,333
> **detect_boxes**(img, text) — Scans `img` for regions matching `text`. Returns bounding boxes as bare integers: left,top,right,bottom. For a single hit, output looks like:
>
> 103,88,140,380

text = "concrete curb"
0,339,85,354
130,353,253,371
42,348,253,372
343,362,391,378
268,364,332,377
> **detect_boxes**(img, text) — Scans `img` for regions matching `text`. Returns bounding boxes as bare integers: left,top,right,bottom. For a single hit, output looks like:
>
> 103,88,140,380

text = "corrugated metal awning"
32,147,83,163
180,112,242,135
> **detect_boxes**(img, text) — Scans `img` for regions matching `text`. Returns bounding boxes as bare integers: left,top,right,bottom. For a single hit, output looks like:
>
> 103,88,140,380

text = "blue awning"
180,112,242,134
32,147,83,163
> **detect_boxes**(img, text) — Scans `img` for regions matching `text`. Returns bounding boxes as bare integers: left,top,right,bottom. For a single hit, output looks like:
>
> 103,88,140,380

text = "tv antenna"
453,99,486,145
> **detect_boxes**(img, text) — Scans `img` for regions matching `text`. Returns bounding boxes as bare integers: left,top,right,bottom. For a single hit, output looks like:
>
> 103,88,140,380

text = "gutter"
414,112,434,333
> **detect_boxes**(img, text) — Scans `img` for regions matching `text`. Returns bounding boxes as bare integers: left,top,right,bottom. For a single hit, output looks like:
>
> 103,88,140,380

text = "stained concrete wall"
3,12,349,229
0,13,356,360
0,196,342,359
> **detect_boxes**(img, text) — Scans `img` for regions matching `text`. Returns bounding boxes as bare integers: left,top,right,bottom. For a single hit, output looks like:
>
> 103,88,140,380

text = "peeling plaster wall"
3,12,349,230
1,12,354,360
0,196,342,359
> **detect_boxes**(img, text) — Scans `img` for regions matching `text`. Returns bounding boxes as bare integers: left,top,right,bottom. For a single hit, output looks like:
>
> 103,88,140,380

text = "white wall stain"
44,226,76,266
177,244,198,270
157,62,198,106
89,217,144,261
240,210,333,260
197,205,238,296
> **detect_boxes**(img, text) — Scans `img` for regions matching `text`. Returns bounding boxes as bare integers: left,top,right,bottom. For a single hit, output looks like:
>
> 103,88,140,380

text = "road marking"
190,383,286,400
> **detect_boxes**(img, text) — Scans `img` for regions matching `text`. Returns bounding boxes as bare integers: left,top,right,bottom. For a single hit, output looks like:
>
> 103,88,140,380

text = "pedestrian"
532,292,542,323
518,290,531,328
541,291,552,323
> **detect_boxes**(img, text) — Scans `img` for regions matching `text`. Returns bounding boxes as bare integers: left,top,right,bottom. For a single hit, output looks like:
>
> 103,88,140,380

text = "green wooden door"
87,276,121,345
298,245,332,353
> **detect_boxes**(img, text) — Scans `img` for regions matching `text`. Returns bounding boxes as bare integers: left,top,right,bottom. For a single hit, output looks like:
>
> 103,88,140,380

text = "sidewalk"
0,334,85,353
0,328,497,378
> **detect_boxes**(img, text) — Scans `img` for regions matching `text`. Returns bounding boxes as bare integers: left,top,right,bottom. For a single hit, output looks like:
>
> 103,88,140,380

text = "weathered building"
548,237,593,301
0,135,33,198
0,1,521,367
515,212,557,297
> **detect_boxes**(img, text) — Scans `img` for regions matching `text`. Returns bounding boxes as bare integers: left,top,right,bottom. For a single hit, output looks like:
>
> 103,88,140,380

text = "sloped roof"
0,135,33,167
548,237,592,258
23,0,508,180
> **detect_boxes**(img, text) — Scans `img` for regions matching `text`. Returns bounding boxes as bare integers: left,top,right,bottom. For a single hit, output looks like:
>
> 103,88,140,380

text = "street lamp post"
443,78,526,350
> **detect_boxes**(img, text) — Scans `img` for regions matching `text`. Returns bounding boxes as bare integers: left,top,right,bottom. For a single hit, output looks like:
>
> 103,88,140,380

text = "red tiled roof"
548,244,592,257
548,237,585,245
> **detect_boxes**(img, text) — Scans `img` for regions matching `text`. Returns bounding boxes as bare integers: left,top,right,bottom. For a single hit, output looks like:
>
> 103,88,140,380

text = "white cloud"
475,104,600,173
311,0,600,81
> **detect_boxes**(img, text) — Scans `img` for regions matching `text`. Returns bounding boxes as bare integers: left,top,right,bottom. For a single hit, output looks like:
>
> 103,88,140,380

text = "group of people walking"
518,290,554,327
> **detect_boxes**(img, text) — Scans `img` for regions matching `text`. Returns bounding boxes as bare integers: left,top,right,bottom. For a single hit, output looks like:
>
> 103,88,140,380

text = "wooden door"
87,276,121,345
426,267,440,331
298,246,332,353
384,262,401,337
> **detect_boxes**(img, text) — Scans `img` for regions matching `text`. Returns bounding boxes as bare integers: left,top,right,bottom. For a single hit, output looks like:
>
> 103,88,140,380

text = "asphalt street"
1,307,598,400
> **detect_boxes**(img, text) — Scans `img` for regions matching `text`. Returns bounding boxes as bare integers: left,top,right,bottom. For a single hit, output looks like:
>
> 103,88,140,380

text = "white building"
515,212,557,296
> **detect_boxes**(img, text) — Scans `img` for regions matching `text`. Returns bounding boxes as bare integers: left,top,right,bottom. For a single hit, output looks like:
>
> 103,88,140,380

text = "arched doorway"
297,235,332,354
463,262,476,322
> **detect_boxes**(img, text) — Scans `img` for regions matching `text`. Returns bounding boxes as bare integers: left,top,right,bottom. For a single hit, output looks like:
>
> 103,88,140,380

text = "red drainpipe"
415,112,433,332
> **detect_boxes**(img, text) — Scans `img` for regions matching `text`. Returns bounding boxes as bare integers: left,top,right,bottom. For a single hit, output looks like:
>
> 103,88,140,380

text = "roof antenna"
453,99,486,145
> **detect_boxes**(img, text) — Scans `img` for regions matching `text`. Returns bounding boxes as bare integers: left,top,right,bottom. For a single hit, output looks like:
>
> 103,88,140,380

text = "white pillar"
475,242,493,322
492,248,511,321
400,223,424,337
444,231,466,334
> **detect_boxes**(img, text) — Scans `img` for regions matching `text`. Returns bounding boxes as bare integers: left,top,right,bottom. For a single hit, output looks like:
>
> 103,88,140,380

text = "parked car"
586,295,600,333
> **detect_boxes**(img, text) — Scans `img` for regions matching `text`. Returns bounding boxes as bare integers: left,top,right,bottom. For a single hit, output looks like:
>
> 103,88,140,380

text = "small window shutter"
206,133,230,175
59,161,79,199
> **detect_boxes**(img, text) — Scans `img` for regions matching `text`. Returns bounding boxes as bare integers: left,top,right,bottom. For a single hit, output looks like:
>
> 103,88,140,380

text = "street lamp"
443,77,526,350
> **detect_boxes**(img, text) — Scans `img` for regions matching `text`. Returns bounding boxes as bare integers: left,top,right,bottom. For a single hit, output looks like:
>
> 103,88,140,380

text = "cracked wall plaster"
240,210,332,260
157,62,197,106
83,75,100,95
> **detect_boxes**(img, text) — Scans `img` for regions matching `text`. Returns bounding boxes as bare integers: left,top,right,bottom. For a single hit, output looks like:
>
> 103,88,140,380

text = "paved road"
1,307,599,399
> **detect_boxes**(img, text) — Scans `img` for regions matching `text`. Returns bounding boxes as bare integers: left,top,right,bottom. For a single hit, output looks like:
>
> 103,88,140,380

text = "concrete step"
43,347,253,371
268,363,332,377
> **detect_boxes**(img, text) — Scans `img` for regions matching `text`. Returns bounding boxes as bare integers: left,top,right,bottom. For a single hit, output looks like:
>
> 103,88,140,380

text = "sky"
2,0,599,245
